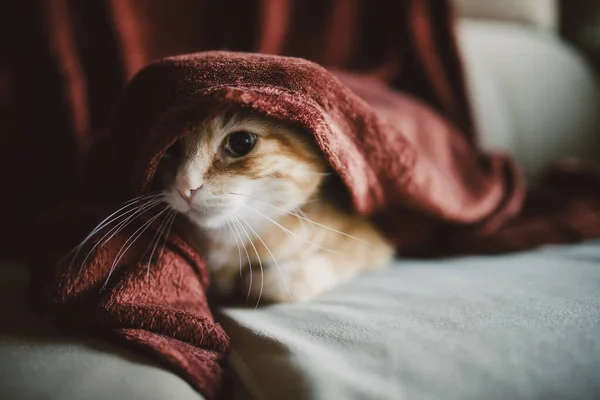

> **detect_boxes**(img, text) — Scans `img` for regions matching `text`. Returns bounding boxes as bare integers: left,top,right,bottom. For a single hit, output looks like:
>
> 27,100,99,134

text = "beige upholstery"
458,20,600,181
454,0,558,31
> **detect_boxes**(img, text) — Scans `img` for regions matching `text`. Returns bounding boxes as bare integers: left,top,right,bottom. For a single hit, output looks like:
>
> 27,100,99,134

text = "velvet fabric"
2,1,598,399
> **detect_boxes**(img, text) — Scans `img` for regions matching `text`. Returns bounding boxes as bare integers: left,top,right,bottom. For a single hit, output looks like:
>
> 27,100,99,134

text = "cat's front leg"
244,255,342,304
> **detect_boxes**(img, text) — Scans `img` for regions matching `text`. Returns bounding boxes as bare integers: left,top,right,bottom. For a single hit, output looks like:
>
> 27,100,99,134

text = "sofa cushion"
3,242,599,400
458,21,600,181
219,240,600,400
454,0,558,31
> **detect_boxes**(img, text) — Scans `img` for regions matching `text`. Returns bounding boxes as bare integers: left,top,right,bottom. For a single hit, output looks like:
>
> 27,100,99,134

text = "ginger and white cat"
156,110,394,304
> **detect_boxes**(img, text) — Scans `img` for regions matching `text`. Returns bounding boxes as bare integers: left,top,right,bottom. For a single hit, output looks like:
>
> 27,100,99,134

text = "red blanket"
14,1,600,399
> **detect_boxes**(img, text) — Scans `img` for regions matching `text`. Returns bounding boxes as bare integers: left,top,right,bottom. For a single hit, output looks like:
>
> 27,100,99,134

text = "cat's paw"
243,256,339,304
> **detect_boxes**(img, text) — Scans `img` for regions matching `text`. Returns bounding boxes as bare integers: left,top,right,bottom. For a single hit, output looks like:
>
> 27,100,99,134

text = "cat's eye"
224,131,257,157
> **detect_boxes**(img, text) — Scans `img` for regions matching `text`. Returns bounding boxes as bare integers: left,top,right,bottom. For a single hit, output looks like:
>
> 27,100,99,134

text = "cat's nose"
177,185,203,204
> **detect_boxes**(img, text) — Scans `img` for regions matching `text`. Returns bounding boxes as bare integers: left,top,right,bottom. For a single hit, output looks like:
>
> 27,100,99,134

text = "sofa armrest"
454,0,558,32
458,20,600,181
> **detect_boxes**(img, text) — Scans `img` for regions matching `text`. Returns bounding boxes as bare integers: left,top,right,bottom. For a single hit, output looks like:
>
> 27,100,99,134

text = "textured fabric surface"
0,262,205,400
219,240,600,400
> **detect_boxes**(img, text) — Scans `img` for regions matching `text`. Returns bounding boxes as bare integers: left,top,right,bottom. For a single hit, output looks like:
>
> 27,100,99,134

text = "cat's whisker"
86,193,163,240
144,208,176,283
292,207,306,227
225,217,243,280
77,197,166,272
295,208,310,221
309,171,332,177
107,205,170,282
123,191,162,205
232,215,262,306
229,192,370,245
230,216,253,285
98,197,165,247
102,205,170,292
64,193,164,267
80,197,164,253
239,218,294,304
90,194,165,241
242,204,343,256
157,210,178,261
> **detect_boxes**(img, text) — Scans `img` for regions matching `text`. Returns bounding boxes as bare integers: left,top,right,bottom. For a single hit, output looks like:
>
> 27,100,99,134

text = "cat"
156,110,394,304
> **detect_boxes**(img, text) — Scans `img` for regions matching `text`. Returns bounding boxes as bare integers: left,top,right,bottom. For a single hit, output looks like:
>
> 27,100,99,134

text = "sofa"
1,2,599,400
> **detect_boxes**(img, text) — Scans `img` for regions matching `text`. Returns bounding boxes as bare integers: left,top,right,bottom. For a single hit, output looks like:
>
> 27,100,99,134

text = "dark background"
562,0,600,73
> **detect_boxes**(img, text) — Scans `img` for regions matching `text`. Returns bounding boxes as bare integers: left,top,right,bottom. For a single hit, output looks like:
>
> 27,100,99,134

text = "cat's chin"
185,209,230,231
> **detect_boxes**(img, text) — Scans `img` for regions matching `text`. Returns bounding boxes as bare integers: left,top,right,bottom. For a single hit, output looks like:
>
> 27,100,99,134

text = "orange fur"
157,111,394,303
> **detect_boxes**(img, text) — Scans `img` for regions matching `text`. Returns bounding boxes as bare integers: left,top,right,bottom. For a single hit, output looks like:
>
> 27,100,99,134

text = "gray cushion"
219,241,600,400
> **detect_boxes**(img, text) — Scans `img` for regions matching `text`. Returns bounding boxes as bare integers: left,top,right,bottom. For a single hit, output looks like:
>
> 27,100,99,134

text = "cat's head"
156,111,328,229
